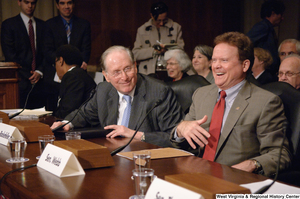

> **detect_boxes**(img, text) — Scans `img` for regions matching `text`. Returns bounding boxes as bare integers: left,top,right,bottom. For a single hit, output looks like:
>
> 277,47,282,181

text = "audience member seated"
278,39,300,62
278,54,300,91
170,32,291,177
252,47,276,84
164,49,191,82
53,45,96,119
51,46,183,147
167,75,210,115
192,45,215,84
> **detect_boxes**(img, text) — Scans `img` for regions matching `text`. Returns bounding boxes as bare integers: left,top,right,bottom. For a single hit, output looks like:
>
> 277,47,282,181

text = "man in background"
44,0,91,111
278,54,300,90
54,45,96,119
1,0,45,109
278,39,300,62
247,0,285,77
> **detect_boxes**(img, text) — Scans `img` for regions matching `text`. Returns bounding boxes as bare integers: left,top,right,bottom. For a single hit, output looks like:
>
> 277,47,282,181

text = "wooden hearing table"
0,137,268,199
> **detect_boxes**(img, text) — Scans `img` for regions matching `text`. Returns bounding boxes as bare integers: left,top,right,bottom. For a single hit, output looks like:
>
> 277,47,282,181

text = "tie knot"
29,19,32,24
123,95,131,104
220,90,226,99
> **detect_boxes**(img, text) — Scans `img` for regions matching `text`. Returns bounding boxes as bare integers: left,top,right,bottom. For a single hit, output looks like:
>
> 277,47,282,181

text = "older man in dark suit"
171,32,291,177
51,46,183,147
1,0,45,109
44,0,91,111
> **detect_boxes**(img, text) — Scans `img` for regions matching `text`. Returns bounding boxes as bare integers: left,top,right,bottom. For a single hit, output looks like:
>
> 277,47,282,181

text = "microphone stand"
110,100,162,156
253,121,288,194
9,83,35,120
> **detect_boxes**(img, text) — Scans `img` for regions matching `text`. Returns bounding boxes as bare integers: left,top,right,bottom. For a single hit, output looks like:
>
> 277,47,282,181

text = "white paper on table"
241,179,300,194
37,144,85,178
145,177,203,199
0,123,23,146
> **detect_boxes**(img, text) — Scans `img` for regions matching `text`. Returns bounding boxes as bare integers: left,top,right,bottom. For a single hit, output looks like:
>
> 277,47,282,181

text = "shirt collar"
218,79,246,100
20,12,34,24
117,87,136,104
61,15,73,25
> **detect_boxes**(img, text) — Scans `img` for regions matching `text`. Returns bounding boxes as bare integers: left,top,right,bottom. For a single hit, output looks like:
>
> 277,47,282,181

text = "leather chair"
261,81,300,186
167,75,210,114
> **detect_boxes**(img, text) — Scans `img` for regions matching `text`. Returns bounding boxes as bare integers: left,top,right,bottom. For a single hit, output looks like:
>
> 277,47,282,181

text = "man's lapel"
106,88,119,125
129,75,146,130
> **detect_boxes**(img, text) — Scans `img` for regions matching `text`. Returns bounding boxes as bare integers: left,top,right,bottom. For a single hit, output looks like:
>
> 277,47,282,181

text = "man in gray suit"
51,46,182,147
171,32,291,177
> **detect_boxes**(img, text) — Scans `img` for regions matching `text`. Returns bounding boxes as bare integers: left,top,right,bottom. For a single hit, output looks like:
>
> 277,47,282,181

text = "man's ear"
102,70,110,83
58,57,64,66
242,59,250,72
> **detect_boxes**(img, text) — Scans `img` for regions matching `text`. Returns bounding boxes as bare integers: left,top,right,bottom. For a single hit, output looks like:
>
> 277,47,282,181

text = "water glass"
133,151,151,170
65,132,81,140
130,168,155,199
6,137,29,163
38,135,55,156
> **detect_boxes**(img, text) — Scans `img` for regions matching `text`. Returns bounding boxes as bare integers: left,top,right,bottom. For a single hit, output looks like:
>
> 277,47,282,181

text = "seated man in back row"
53,44,96,119
51,45,183,147
278,54,300,91
171,32,291,177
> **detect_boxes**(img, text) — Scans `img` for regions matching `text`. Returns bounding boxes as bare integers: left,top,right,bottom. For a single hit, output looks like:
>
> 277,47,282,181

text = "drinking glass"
6,137,29,163
65,132,81,140
130,168,155,199
37,135,55,159
133,151,151,170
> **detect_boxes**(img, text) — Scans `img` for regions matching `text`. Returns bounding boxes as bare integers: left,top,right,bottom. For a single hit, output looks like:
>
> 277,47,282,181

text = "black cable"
253,121,288,194
0,164,37,199
52,89,96,132
9,83,35,119
110,99,162,156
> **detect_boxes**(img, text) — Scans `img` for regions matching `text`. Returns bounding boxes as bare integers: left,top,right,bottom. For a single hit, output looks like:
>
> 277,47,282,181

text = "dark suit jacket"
171,81,291,176
65,73,183,147
247,19,280,76
54,67,96,119
1,14,45,108
43,15,91,85
256,70,277,85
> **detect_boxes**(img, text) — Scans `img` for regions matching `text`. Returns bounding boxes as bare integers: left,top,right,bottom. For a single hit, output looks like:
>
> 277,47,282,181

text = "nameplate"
145,177,203,199
0,123,23,146
37,144,85,178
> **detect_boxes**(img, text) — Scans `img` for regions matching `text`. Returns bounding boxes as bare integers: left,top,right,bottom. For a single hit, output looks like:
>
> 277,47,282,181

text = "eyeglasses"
106,65,135,78
166,62,178,66
277,71,300,77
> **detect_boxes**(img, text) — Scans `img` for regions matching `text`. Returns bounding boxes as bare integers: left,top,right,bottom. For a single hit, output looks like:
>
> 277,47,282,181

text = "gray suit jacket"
171,81,291,176
66,74,183,147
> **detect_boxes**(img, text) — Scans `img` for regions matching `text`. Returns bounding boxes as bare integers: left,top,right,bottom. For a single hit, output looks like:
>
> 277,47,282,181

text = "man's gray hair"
278,39,300,54
101,46,134,71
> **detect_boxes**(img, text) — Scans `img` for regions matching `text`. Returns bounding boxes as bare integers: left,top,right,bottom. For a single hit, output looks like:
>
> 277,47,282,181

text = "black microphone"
9,83,35,119
51,89,96,132
253,120,288,194
110,99,163,156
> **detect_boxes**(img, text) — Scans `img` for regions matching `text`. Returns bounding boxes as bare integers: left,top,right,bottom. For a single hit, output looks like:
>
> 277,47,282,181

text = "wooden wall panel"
73,0,240,66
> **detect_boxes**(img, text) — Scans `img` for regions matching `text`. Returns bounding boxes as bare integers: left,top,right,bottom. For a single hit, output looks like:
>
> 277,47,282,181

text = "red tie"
28,19,36,71
203,90,226,161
